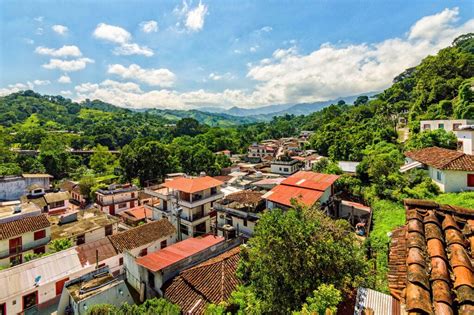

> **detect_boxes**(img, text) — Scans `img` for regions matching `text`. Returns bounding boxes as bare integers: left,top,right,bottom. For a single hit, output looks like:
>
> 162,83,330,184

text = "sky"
0,1,473,110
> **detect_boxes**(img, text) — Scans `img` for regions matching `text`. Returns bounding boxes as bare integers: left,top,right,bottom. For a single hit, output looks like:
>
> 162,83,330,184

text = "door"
468,174,474,187
55,277,69,296
22,291,38,313
9,237,22,255
109,204,115,215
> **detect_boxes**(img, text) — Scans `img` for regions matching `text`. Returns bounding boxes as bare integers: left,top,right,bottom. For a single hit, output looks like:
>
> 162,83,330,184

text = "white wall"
456,130,474,155
0,228,51,267
429,166,474,193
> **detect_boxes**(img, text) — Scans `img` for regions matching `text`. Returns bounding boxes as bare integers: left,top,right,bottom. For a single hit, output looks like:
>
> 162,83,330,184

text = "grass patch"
369,200,405,292
433,192,474,209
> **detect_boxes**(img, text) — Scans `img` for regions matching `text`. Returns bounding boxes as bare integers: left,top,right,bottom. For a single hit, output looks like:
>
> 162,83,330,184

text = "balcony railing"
0,237,50,259
178,192,223,208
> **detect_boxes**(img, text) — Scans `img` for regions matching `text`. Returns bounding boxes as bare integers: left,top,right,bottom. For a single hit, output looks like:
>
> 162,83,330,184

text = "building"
0,248,95,315
145,176,224,240
0,174,52,201
0,202,51,267
247,143,276,162
404,146,474,192
49,209,120,246
57,268,134,315
387,199,474,314
60,180,87,207
215,149,231,157
163,246,241,314
270,158,301,176
117,205,153,226
263,171,339,210
420,119,474,155
95,184,139,215
214,190,265,237
125,235,239,298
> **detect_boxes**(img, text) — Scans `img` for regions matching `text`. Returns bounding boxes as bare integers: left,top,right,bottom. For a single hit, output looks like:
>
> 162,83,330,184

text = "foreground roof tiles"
405,146,474,171
163,246,241,314
136,235,225,272
388,199,474,314
108,219,176,252
0,214,50,240
162,176,223,193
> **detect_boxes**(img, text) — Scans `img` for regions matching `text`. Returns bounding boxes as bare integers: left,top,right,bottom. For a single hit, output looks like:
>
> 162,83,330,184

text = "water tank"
255,171,263,178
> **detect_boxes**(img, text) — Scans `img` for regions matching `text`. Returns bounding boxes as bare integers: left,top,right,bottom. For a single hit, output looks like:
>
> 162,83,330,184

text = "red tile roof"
263,184,324,208
136,235,225,272
0,214,50,240
281,171,339,191
108,219,176,252
388,199,474,314
162,176,223,193
118,206,152,221
163,246,241,314
405,147,474,171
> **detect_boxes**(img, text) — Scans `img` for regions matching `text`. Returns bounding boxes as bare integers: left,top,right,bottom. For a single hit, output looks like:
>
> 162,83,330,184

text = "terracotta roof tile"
162,176,223,194
0,214,50,240
405,147,474,171
108,219,175,252
388,199,474,314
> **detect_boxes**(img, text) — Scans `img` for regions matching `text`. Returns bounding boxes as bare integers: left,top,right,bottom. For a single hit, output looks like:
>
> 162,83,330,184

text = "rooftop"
67,272,117,302
136,235,225,272
217,190,265,212
0,201,42,222
405,146,474,171
22,174,53,178
76,237,118,267
387,199,474,314
162,176,223,194
108,219,176,252
163,246,241,315
280,171,339,191
96,184,138,195
0,214,50,240
117,205,152,222
49,209,119,240
262,184,324,208
44,191,70,204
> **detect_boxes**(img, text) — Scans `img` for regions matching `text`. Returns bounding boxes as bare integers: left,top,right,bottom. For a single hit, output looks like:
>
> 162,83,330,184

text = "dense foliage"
86,298,180,315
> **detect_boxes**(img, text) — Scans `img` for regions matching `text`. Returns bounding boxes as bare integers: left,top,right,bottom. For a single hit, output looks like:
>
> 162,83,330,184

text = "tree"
87,298,180,315
354,95,369,106
294,284,342,315
87,304,119,315
175,117,202,137
89,144,116,175
79,174,97,201
405,129,458,151
238,206,370,313
49,238,72,252
311,158,342,175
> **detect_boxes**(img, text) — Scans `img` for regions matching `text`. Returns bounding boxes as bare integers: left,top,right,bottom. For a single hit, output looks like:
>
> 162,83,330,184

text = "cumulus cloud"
58,74,72,84
208,72,235,81
0,81,46,96
140,20,158,33
108,64,176,87
174,1,208,32
60,90,72,96
93,23,153,56
35,45,82,57
43,58,94,72
33,80,50,86
52,24,68,35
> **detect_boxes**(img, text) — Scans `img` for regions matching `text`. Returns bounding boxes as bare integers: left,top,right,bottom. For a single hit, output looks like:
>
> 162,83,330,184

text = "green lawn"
369,200,406,292
433,191,474,209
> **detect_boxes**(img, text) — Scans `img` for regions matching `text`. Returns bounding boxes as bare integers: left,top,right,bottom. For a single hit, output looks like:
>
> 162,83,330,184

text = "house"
387,199,474,314
118,205,153,226
125,235,239,298
145,176,224,240
252,177,285,190
21,190,71,214
0,202,51,267
0,173,53,201
60,180,87,207
95,184,139,215
57,268,134,315
0,247,95,315
162,246,241,314
270,158,301,176
49,209,120,246
404,146,474,192
262,171,339,210
214,190,265,237
420,119,474,155
215,149,231,157
247,143,276,162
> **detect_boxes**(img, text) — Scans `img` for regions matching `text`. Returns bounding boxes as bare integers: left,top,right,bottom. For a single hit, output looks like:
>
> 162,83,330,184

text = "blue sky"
1,1,473,109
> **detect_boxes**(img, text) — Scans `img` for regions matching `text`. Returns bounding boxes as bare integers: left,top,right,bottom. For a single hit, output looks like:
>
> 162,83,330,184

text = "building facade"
0,174,53,201
420,119,474,155
270,159,301,176
96,184,139,215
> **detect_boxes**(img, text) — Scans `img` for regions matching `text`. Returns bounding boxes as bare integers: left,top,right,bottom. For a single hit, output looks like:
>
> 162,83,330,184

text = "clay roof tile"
423,210,440,225
449,244,473,271
407,231,426,250
407,209,423,222
427,239,448,261
433,302,453,315
452,266,474,289
425,222,444,242
407,247,426,267
432,280,453,305
408,219,424,234
442,215,461,231
456,285,474,307
446,229,467,247
430,257,450,283
405,282,433,314
407,263,430,290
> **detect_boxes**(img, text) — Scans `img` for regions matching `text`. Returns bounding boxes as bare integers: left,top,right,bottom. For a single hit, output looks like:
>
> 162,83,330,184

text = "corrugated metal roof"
262,184,324,208
354,287,400,315
0,247,90,300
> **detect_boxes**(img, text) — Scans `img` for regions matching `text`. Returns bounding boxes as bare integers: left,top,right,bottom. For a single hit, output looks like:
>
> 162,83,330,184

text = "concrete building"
95,184,139,215
270,158,301,176
145,176,224,240
0,202,51,267
0,174,52,201
247,143,276,162
404,146,474,192
60,180,87,207
215,190,265,237
262,171,339,210
21,191,71,215
420,119,474,155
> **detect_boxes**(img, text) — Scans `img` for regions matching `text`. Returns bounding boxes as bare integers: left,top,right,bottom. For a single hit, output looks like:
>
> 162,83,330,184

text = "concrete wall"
0,177,50,201
429,166,474,193
216,210,256,236
457,130,474,155
270,162,299,175
0,227,51,267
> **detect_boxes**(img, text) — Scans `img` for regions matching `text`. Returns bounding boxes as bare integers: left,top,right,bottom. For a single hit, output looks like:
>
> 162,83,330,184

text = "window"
436,171,442,181
0,303,5,315
139,248,148,257
160,240,167,249
423,124,431,130
118,203,127,209
131,192,135,198
467,174,474,187
438,123,444,129
453,123,461,130
33,246,45,255
119,257,124,266
105,225,113,236
10,255,22,266
243,218,248,227
148,271,155,289
22,291,37,311
76,234,85,245
180,224,189,236
49,200,65,209
9,237,22,255
34,229,46,241
284,168,289,172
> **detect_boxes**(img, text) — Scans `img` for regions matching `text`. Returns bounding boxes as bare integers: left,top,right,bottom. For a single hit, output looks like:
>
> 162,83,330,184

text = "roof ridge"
441,150,467,168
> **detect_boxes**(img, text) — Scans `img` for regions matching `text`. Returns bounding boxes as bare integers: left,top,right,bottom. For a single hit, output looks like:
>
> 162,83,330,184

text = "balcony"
0,237,50,259
178,192,223,208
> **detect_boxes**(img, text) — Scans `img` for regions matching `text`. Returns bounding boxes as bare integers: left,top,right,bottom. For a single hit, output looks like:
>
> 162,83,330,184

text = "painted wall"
429,166,474,193
0,177,51,201
0,227,51,267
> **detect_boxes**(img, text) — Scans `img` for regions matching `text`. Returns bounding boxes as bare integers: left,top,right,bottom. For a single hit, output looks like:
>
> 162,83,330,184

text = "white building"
95,184,139,216
270,159,301,176
0,174,53,201
145,176,224,240
404,146,474,192
420,119,474,155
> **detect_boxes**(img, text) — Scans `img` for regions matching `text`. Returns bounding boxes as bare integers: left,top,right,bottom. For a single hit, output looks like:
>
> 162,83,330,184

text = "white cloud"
93,23,154,56
260,26,272,33
33,80,50,86
140,20,158,33
249,45,259,53
60,90,72,96
208,72,235,81
52,24,68,35
43,58,94,72
24,38,35,45
174,1,208,32
58,74,72,84
35,45,82,57
34,16,44,22
108,64,176,87
0,81,46,96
